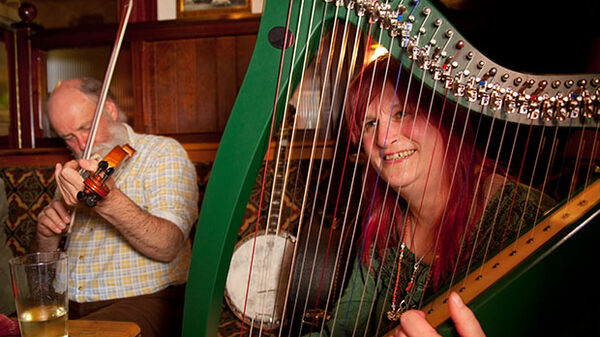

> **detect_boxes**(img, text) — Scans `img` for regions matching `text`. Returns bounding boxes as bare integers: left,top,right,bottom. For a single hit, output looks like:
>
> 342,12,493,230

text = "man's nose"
76,134,87,153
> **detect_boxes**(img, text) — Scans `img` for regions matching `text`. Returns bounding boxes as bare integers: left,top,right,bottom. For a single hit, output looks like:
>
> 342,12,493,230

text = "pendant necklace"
387,216,429,321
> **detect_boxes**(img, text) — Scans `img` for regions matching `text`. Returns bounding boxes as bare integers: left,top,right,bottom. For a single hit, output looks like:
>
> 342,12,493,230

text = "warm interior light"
367,43,389,63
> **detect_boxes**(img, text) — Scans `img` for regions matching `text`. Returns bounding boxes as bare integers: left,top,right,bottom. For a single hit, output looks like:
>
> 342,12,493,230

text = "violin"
77,144,136,207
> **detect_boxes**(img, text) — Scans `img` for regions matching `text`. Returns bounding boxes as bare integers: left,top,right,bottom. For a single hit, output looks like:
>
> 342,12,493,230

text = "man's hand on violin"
54,160,85,207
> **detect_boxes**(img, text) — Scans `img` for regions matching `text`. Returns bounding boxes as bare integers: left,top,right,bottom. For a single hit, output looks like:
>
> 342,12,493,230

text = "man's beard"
74,123,130,161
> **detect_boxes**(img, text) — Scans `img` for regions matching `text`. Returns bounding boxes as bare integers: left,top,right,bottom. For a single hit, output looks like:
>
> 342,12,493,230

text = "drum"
224,231,295,330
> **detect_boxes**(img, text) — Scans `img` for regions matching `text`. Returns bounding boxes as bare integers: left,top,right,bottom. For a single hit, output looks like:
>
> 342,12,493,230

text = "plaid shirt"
67,125,198,302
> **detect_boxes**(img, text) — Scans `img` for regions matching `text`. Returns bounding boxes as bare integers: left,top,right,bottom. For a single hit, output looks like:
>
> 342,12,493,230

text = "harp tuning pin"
445,29,454,38
565,79,574,88
577,79,587,87
481,67,496,82
476,60,485,69
533,80,548,96
456,40,465,49
513,77,523,86
592,78,600,87
551,80,561,89
466,51,474,60
434,18,442,27
501,73,509,82
422,7,431,15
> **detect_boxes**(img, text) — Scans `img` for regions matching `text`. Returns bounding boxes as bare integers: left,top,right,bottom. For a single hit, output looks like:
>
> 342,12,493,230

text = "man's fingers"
449,292,485,337
78,158,99,172
38,209,66,234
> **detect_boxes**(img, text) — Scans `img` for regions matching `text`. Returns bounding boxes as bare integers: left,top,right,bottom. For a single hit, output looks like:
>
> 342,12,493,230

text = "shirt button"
78,286,83,291
79,255,84,260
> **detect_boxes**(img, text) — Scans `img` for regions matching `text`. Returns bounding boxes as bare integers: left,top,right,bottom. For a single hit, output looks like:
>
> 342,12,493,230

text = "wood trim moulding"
0,148,71,166
29,16,261,50
0,140,340,167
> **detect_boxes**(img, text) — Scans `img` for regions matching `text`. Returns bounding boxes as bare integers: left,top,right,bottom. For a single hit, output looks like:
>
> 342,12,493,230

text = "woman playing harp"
306,56,556,337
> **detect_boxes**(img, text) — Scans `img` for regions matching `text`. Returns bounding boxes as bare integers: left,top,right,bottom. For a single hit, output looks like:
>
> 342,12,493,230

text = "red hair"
345,56,494,287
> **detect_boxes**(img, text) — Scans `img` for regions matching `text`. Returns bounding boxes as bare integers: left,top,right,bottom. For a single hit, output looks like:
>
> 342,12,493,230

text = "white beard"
75,123,130,161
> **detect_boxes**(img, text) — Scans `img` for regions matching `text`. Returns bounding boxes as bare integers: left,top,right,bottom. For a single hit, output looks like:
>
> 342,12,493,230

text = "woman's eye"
394,110,406,118
365,119,377,129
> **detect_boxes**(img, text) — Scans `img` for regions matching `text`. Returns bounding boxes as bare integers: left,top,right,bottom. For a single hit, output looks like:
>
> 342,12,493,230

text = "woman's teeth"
384,149,416,160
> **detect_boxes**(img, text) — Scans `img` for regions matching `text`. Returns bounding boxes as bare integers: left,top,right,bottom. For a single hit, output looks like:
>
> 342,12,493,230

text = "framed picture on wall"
177,0,252,19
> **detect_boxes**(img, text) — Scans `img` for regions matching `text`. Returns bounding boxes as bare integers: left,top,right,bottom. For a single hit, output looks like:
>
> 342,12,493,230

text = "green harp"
183,1,600,336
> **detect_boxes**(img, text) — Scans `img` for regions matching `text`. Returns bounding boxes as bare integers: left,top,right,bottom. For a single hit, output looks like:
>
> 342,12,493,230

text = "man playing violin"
34,77,199,337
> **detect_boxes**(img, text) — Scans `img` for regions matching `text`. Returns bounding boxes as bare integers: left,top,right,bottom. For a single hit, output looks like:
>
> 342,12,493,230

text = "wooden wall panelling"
31,48,45,139
141,34,258,136
235,34,256,88
131,40,145,133
2,28,17,149
183,37,217,134
215,36,237,131
143,37,217,134
23,17,261,145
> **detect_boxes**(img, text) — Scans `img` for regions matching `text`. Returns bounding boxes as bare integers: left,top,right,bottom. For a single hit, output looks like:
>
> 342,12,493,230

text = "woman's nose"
376,119,392,148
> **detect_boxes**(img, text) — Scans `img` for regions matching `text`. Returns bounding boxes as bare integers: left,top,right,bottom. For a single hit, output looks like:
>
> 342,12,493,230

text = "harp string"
459,116,510,287
252,0,322,332
411,64,452,312
296,13,354,333
300,16,369,337
351,46,411,337
318,27,387,336
279,1,332,334
327,43,396,335
283,3,349,333
584,125,600,188
238,0,297,333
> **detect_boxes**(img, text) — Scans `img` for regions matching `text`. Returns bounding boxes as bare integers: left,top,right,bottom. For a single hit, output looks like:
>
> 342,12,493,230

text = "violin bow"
82,0,133,161
61,0,134,247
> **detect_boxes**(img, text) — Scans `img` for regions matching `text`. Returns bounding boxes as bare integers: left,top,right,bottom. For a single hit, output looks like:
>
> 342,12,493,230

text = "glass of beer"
9,252,68,337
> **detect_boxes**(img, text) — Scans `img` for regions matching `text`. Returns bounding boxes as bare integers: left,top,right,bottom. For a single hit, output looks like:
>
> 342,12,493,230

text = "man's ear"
105,100,119,121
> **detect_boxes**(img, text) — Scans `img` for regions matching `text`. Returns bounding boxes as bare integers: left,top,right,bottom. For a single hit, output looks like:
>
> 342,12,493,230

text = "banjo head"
225,231,295,330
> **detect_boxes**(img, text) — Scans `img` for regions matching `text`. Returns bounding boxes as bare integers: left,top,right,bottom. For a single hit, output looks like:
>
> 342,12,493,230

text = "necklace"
387,216,428,321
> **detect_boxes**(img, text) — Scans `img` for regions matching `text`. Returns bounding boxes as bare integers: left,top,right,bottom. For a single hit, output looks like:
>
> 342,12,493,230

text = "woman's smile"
383,149,416,162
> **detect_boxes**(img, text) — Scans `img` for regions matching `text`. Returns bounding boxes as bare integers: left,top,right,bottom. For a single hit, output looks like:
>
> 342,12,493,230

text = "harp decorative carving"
182,1,600,336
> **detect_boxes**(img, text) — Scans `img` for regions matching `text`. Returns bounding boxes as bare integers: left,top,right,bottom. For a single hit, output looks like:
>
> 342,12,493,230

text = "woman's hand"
394,292,485,337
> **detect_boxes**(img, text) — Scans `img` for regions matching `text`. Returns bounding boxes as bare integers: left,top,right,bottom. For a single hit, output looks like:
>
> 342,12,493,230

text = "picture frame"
177,0,252,19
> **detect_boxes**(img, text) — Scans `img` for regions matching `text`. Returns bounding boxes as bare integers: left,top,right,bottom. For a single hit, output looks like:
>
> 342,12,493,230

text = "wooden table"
69,320,141,337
